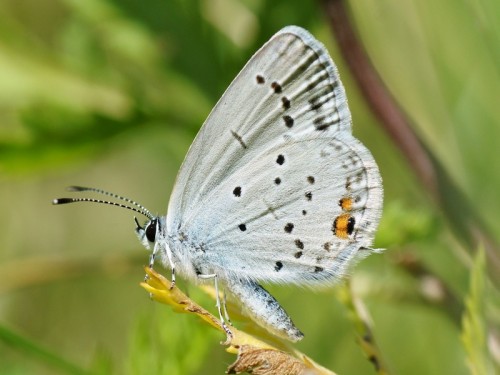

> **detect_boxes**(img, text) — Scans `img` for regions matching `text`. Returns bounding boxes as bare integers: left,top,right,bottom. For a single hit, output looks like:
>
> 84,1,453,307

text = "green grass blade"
461,248,494,375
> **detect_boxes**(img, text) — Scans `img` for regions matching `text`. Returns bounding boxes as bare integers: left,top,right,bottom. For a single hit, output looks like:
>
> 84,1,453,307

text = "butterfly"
54,26,383,342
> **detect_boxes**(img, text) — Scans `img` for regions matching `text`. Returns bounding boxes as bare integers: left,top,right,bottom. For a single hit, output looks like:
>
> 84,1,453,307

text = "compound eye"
145,219,157,243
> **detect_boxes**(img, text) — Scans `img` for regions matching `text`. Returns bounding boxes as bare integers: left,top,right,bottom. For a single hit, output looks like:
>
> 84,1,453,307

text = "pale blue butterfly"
54,26,383,342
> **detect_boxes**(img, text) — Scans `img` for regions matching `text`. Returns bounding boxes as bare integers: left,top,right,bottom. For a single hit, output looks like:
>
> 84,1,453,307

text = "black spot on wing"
347,217,356,235
283,115,294,128
271,81,282,93
281,97,291,109
294,239,304,249
275,261,283,272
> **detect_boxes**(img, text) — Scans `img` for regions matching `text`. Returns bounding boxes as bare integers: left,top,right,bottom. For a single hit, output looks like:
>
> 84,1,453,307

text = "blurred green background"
1,0,499,374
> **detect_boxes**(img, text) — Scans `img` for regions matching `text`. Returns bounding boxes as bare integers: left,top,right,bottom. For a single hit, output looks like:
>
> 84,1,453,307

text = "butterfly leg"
146,242,176,289
163,243,176,288
225,278,304,342
148,250,156,269
222,288,232,326
144,249,157,283
198,273,233,342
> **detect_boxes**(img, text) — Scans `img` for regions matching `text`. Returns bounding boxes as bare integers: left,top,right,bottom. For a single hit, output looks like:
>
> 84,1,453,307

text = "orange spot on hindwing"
339,197,353,211
332,213,355,239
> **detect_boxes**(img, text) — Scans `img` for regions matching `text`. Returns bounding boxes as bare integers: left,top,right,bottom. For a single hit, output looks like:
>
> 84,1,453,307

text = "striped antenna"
52,186,154,220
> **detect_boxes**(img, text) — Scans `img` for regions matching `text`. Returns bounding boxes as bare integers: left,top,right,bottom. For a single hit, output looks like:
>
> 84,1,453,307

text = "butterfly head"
134,216,159,250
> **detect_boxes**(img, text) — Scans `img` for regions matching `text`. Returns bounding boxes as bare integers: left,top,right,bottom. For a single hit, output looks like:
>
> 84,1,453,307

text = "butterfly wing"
165,26,383,286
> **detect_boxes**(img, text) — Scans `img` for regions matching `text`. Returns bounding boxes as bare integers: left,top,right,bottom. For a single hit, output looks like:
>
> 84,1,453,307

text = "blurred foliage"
125,309,216,375
0,0,499,374
461,248,494,375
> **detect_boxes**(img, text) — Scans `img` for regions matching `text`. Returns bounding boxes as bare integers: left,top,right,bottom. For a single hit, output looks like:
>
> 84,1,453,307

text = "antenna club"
53,198,74,205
